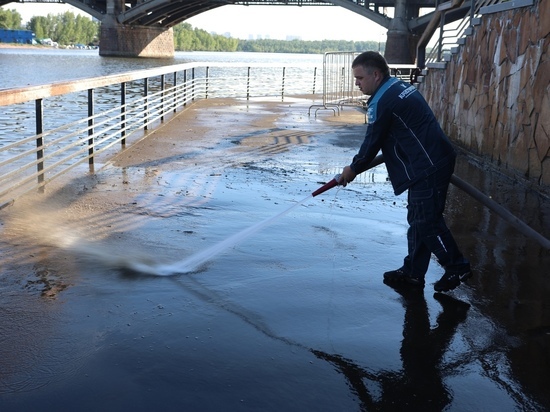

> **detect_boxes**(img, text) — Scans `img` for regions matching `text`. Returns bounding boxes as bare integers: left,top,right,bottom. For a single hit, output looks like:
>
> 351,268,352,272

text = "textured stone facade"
99,24,174,58
420,0,549,192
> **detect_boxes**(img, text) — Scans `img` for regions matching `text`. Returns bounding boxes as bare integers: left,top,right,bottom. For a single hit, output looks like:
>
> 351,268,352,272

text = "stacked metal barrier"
308,52,362,116
308,52,417,117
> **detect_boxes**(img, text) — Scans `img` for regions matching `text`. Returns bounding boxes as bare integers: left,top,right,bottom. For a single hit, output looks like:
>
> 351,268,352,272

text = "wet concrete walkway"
1,96,549,411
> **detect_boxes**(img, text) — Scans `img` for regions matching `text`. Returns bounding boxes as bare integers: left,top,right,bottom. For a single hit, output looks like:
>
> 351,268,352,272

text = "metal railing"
422,0,532,66
0,62,319,208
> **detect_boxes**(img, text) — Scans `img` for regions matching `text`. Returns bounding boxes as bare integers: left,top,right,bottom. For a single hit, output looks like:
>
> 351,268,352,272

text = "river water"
0,48,323,89
0,48,323,152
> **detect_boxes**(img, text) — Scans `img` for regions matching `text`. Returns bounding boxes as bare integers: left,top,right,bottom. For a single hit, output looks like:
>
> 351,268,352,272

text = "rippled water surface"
0,49,323,89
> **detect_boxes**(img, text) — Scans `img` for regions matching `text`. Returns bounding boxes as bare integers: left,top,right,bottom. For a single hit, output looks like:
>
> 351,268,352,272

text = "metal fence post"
281,67,285,101
205,66,209,99
161,74,165,122
191,68,195,102
173,71,177,112
183,70,188,107
35,98,44,192
247,67,251,100
144,77,149,130
438,11,444,62
121,82,126,146
88,88,94,165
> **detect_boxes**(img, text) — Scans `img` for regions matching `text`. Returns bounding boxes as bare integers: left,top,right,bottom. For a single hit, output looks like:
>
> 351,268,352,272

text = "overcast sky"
4,3,387,42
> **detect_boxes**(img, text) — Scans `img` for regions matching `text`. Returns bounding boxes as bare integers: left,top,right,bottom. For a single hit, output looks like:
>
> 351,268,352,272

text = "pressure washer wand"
311,174,341,197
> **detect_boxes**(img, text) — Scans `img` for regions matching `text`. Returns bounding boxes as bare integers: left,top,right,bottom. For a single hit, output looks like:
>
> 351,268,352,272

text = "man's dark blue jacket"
350,76,457,195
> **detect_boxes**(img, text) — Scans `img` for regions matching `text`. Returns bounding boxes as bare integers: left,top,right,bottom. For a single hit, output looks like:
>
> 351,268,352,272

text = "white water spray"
138,195,313,276
134,174,342,276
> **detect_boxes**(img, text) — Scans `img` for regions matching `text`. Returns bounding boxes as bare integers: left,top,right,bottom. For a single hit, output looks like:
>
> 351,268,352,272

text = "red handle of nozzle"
312,175,340,197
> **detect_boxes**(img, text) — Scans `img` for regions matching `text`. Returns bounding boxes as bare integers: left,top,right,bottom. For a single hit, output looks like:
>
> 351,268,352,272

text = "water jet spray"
129,175,345,275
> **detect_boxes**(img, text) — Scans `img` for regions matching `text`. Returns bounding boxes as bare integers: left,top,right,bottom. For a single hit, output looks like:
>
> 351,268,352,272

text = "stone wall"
420,0,549,193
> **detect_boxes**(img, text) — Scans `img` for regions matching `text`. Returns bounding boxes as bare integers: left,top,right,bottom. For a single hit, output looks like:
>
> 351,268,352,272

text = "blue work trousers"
402,159,468,278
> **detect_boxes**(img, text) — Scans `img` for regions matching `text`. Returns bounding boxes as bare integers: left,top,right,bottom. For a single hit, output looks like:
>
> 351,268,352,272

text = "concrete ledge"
427,62,447,69
480,0,533,14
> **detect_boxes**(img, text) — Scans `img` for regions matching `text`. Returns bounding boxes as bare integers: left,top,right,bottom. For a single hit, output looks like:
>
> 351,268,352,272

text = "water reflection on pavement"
314,287,470,410
0,97,548,411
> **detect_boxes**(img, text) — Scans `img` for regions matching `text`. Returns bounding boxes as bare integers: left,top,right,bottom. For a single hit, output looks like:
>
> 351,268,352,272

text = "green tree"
173,22,238,52
194,28,214,50
0,8,22,29
26,12,98,45
27,15,55,40
73,14,97,44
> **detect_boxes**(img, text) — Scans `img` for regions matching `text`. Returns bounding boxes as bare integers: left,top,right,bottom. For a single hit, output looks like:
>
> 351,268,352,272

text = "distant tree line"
237,38,384,54
173,23,239,51
173,22,384,54
28,13,99,45
1,8,385,53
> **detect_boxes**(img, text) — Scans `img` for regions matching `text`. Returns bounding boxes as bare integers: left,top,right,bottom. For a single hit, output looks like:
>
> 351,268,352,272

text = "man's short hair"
352,51,390,77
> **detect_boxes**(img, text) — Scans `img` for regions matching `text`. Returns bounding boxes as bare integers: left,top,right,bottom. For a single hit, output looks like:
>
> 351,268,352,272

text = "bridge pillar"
385,30,418,64
384,0,418,64
99,22,174,58
99,0,174,58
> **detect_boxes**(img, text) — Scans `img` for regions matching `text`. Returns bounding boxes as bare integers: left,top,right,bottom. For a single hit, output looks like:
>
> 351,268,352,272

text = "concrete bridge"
0,0,470,61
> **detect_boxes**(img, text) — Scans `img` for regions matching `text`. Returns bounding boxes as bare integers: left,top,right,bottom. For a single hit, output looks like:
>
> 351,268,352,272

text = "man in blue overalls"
338,51,471,292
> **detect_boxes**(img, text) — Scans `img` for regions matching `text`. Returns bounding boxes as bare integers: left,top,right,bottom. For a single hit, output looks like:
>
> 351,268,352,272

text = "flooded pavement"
0,96,549,411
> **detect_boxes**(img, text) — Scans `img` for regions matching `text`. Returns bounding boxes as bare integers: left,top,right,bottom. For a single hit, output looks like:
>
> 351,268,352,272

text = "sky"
3,2,387,42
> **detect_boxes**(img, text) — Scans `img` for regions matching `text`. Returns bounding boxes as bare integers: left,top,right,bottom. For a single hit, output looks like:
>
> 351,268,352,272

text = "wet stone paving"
0,97,549,411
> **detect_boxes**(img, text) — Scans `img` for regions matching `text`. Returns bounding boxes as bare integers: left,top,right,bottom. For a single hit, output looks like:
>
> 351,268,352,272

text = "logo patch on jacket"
398,85,417,100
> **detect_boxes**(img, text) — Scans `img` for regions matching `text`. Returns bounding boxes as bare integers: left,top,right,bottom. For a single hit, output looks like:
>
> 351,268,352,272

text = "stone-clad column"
99,0,175,58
